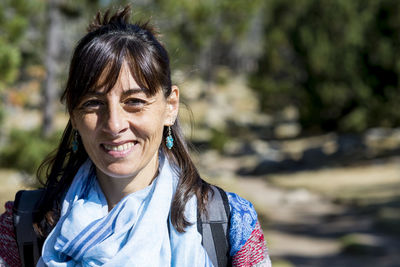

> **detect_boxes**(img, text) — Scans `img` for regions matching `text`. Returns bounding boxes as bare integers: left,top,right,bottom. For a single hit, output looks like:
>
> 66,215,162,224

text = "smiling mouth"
102,142,137,152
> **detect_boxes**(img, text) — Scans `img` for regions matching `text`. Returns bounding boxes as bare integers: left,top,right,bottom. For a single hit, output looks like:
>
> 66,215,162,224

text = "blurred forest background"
1,0,400,266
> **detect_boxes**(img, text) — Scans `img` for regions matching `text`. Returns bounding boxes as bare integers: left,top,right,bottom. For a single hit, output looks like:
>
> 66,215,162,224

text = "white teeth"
104,142,134,152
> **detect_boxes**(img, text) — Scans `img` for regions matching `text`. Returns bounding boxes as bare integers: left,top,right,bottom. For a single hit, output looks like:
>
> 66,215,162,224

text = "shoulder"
0,201,21,267
226,192,258,256
226,192,271,267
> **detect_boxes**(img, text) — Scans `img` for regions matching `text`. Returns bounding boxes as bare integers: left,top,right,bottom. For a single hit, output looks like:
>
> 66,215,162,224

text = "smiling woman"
71,63,179,207
0,6,271,267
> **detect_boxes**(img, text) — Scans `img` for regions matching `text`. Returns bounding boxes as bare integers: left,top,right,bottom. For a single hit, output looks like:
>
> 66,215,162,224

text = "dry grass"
268,158,400,203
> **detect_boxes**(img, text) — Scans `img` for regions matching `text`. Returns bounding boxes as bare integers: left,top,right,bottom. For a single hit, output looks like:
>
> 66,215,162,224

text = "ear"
70,114,77,130
164,85,179,126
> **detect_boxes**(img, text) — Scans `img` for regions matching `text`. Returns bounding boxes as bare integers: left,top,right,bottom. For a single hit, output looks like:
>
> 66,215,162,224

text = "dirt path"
198,151,400,267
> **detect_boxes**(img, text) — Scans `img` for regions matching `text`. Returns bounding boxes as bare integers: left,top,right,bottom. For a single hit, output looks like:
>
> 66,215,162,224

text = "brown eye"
81,100,103,108
125,98,146,107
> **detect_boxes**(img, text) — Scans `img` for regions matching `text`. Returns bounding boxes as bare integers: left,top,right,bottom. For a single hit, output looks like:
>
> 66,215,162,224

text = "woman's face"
71,63,179,181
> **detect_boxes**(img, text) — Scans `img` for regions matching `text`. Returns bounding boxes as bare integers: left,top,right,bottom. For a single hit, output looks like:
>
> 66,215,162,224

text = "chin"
108,170,137,179
97,165,138,180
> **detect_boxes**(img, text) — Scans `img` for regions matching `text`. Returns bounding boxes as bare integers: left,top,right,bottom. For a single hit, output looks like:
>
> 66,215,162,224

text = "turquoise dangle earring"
166,126,174,149
72,130,79,153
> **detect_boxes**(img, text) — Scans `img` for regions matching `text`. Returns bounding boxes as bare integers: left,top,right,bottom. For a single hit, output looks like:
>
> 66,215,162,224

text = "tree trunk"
42,0,61,137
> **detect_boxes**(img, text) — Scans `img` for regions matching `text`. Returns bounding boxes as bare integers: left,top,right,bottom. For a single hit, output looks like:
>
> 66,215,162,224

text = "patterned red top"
232,221,269,266
0,202,21,267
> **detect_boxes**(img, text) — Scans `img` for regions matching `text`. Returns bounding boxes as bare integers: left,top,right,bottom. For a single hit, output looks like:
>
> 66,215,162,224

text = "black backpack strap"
13,189,45,267
198,185,231,267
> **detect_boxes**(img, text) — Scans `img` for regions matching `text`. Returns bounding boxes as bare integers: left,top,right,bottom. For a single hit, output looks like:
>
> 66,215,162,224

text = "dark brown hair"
34,6,211,236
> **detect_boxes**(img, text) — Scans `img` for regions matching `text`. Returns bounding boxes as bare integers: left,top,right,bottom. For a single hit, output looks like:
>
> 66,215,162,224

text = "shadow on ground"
279,253,400,267
234,134,400,176
268,197,400,267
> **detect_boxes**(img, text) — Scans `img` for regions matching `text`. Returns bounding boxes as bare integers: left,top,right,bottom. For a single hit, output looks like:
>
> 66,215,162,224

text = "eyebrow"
122,88,148,97
85,88,148,97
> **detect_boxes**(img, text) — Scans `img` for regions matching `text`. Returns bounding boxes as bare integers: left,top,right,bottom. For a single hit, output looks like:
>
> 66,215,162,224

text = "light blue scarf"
38,154,213,266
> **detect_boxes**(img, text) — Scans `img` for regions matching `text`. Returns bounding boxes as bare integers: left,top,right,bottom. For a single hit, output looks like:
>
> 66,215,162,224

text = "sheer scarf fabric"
38,154,213,267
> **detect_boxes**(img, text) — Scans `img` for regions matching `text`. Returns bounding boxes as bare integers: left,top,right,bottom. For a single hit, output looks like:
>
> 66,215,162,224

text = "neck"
96,154,159,210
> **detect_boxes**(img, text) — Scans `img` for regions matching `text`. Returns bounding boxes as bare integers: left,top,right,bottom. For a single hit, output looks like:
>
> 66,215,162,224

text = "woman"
0,6,271,267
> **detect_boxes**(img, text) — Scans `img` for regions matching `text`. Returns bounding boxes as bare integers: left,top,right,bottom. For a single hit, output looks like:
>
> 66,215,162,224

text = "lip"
100,140,138,158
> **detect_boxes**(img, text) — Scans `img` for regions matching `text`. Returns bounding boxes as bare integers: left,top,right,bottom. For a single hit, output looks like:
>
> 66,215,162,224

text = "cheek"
133,111,166,141
134,118,165,141
81,116,98,130
74,113,100,141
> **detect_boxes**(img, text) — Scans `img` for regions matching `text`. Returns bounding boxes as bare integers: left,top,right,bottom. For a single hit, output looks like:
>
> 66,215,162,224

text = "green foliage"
0,40,21,85
209,128,229,152
0,128,61,175
0,103,4,126
3,0,400,136
0,0,42,89
0,0,43,134
250,0,400,133
148,0,265,78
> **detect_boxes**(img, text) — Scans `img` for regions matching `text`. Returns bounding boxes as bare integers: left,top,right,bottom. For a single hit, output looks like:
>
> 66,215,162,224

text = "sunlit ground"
200,153,400,267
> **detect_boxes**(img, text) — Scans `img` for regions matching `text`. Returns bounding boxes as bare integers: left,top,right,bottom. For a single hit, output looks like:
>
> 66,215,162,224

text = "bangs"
88,54,122,95
92,45,164,97
63,27,171,114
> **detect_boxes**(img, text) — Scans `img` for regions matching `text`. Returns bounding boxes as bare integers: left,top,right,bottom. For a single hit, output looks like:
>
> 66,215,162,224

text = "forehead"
90,62,150,95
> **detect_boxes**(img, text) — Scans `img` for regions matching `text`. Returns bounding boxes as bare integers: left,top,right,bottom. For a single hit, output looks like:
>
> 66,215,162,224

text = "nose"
103,102,128,136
